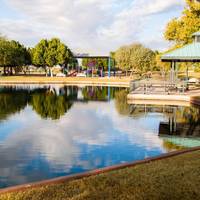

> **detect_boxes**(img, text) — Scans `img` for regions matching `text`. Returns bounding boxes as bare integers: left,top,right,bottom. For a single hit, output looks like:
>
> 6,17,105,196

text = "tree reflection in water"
82,86,118,101
0,85,199,135
29,86,78,120
0,86,123,120
0,87,29,120
0,86,78,120
114,89,130,115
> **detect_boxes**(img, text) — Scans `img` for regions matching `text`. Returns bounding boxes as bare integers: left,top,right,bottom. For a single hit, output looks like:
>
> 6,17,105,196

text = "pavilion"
161,31,200,83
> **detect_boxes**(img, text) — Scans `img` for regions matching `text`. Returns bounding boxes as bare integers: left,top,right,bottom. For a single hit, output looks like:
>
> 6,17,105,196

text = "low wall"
0,82,129,87
127,94,200,106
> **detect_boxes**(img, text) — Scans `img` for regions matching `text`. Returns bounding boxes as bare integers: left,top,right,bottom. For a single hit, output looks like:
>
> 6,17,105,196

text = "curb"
0,81,130,87
0,146,200,195
127,94,200,106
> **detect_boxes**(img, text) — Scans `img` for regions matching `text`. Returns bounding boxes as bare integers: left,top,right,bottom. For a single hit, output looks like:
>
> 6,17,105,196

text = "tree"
32,38,75,76
155,53,170,78
0,37,30,75
114,43,156,75
0,37,10,70
165,0,200,46
32,39,48,67
115,46,130,75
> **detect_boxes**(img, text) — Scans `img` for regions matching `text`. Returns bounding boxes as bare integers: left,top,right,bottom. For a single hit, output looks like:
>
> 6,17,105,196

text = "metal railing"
130,79,188,95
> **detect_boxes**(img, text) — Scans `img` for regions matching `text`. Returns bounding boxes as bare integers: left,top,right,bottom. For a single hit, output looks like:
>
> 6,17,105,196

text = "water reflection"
117,90,200,138
0,87,29,121
29,87,75,120
0,85,199,188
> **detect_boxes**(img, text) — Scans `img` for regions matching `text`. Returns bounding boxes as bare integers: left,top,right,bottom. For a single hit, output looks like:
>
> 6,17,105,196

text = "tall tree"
0,37,30,75
165,0,200,46
32,39,48,67
114,43,156,75
32,38,75,76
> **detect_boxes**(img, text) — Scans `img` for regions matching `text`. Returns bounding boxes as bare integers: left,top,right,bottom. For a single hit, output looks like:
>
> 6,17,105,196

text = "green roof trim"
161,136,200,148
161,43,200,61
192,31,200,37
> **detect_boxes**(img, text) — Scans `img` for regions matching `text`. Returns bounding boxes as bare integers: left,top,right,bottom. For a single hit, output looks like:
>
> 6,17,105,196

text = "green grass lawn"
1,150,200,200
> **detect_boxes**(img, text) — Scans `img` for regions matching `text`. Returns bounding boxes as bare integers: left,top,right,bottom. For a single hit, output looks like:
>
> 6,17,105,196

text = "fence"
130,79,188,95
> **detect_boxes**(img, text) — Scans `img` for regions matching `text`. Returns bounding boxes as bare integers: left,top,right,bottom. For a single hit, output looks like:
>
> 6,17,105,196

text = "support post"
170,62,173,83
108,57,111,78
114,59,116,77
174,61,177,83
171,61,175,84
186,64,189,81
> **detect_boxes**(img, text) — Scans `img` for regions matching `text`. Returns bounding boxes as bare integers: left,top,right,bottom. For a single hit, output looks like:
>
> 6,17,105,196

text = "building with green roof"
161,31,200,82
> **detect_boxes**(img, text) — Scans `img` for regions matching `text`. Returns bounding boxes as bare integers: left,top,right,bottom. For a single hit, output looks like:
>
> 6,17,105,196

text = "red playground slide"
67,70,78,77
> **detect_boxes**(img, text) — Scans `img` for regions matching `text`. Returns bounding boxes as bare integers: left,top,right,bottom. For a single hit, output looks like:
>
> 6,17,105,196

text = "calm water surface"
0,85,199,188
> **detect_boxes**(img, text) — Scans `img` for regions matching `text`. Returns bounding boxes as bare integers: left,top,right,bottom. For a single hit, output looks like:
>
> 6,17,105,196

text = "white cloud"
0,0,185,54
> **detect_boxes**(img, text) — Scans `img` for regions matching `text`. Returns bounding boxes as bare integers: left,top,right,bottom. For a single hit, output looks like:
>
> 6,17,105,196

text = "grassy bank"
0,76,131,85
1,150,200,200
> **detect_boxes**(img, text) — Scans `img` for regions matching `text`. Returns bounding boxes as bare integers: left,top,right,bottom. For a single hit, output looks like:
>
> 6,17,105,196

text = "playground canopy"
74,54,112,77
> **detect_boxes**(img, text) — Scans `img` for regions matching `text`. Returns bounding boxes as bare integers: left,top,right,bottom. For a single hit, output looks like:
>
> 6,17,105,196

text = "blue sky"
0,0,185,55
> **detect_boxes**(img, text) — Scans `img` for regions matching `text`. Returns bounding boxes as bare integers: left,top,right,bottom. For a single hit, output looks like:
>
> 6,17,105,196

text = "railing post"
108,57,111,78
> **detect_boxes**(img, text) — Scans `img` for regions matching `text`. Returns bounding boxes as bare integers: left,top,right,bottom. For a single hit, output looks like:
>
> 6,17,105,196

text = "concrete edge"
0,81,129,87
127,94,200,106
127,94,191,101
0,146,200,195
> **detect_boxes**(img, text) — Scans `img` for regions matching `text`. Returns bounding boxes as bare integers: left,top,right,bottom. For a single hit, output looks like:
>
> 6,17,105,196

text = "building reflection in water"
127,103,200,148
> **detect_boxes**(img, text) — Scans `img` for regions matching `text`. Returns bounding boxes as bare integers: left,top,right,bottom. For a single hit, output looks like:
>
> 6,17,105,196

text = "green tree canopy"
32,38,75,69
31,39,48,67
0,37,30,74
114,43,156,74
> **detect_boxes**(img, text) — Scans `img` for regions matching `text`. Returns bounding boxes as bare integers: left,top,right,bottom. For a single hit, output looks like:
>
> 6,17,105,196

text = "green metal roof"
192,31,200,37
161,43,200,62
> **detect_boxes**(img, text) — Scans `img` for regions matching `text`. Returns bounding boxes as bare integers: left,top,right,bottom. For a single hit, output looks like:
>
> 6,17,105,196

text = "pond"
0,85,199,188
